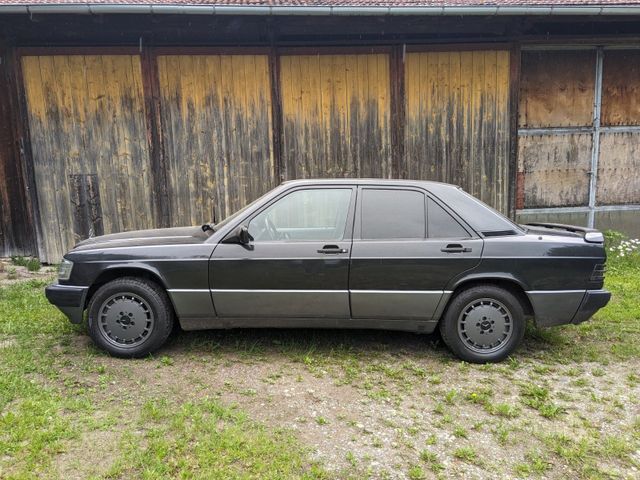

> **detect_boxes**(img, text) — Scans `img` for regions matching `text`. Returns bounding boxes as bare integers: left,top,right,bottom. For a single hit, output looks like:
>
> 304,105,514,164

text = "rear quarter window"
435,187,523,236
427,198,469,238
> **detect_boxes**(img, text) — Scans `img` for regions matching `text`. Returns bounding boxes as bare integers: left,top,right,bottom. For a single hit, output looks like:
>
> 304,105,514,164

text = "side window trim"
242,186,357,243
354,186,427,241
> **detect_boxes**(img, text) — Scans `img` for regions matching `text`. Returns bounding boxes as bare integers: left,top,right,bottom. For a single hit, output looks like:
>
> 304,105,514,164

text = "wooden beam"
268,44,284,183
390,44,405,179
508,44,521,219
141,47,171,227
5,47,41,258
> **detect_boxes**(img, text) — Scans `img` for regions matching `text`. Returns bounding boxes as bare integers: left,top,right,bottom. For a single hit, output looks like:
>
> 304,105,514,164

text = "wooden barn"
1,0,639,263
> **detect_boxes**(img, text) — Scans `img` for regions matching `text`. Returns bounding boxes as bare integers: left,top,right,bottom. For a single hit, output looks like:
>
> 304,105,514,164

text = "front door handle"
317,245,348,254
441,244,472,253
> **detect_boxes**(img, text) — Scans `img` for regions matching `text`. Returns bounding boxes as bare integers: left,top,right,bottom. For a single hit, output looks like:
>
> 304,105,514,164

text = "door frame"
209,184,358,319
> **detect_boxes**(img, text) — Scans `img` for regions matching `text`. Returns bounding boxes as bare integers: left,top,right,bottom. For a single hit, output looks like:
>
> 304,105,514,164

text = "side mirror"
238,225,252,245
222,225,254,246
222,224,253,245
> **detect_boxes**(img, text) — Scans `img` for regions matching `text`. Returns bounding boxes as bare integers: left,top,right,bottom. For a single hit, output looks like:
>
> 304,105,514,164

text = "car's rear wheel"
87,277,174,358
439,285,526,363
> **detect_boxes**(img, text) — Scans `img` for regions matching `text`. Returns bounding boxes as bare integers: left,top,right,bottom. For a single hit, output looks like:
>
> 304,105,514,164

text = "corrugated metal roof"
2,0,640,6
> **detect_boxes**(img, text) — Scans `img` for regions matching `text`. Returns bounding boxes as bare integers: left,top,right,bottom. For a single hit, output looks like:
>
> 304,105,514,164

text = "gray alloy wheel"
439,285,526,363
87,277,174,358
97,292,155,349
456,298,514,354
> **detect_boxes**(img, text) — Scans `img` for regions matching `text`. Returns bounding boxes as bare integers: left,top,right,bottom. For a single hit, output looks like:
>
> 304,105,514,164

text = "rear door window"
361,189,426,240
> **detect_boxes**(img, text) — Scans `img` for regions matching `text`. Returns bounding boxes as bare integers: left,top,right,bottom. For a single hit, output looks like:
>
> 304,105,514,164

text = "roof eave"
0,4,638,16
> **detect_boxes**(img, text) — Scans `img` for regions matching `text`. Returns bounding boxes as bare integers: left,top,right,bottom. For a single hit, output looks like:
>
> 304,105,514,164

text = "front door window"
248,188,352,242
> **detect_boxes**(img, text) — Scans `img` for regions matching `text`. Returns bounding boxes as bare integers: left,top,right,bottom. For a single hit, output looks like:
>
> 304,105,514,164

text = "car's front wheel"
87,277,174,358
439,285,526,363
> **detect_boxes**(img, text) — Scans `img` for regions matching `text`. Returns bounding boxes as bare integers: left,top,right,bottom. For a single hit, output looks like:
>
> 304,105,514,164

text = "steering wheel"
264,215,279,240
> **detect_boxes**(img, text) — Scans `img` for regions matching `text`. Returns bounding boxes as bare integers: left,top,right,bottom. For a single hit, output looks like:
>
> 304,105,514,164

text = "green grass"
519,383,565,419
10,255,41,272
524,239,640,364
105,398,327,479
0,278,328,479
453,446,480,465
514,450,551,477
0,281,91,476
1,236,639,478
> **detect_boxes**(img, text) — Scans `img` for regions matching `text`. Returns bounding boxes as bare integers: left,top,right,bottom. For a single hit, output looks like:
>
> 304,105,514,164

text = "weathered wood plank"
403,50,511,213
21,54,154,263
497,50,511,213
279,53,391,180
157,54,275,226
517,133,592,208
69,173,104,242
0,47,36,257
596,132,640,205
519,51,596,128
601,50,640,127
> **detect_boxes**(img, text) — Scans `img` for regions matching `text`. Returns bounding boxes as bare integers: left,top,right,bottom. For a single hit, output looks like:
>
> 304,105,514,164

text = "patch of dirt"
0,257,56,286
48,329,640,479
0,337,17,349
54,427,124,480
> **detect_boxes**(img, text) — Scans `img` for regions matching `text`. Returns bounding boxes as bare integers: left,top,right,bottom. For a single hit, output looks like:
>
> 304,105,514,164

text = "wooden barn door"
157,53,275,225
21,54,155,263
403,50,511,213
279,52,392,179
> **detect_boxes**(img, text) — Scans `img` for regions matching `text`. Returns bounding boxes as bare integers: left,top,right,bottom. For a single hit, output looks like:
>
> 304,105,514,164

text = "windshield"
210,189,274,231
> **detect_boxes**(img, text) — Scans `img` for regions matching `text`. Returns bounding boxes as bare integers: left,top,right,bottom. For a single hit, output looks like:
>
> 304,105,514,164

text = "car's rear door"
349,186,482,320
210,186,356,318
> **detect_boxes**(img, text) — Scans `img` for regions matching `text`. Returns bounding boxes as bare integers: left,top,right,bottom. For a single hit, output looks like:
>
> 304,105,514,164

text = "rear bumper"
571,289,611,325
527,289,611,328
45,284,89,324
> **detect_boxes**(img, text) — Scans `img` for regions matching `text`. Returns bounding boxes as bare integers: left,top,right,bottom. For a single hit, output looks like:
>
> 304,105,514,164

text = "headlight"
58,259,73,281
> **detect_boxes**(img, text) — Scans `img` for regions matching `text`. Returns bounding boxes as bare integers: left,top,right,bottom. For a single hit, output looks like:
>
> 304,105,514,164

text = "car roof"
281,178,460,190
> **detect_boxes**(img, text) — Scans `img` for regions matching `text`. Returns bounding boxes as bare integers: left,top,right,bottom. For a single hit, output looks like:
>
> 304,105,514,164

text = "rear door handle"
317,245,348,254
441,244,472,253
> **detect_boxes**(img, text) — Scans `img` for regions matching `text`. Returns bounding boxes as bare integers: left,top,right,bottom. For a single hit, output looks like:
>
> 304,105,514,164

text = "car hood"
72,226,209,251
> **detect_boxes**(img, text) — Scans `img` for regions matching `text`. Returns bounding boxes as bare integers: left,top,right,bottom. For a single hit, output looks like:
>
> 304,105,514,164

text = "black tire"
87,277,174,358
439,285,526,363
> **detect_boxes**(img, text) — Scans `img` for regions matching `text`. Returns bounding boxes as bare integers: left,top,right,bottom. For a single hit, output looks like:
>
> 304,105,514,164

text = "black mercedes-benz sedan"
46,179,610,363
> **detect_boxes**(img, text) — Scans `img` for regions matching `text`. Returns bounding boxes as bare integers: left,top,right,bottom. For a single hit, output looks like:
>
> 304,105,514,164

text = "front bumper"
571,289,611,325
45,284,89,324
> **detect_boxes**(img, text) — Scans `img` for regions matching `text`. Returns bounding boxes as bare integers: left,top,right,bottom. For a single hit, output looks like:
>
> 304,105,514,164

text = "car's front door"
210,186,356,318
349,187,483,320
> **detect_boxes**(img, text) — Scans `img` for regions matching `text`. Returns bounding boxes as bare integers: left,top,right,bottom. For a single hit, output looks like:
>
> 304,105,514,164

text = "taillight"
591,264,606,282
584,231,604,243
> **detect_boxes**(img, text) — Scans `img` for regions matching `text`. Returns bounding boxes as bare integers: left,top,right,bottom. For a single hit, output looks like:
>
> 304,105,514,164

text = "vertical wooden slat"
451,51,460,185
0,46,37,257
471,50,484,201
141,48,170,228
157,54,274,227
507,46,520,217
403,49,511,214
21,54,154,263
390,45,405,179
280,53,391,180
269,47,283,183
460,51,473,193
